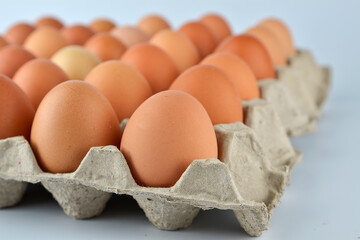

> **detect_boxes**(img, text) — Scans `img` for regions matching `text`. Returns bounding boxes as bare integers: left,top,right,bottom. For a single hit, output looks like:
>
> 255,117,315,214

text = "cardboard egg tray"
0,50,330,237
265,50,331,136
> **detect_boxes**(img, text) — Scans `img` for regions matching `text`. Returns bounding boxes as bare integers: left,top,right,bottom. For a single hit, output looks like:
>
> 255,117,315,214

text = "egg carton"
0,98,300,237
260,50,331,137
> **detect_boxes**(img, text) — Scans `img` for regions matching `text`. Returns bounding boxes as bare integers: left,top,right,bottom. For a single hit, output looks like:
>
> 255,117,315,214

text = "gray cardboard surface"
259,50,331,137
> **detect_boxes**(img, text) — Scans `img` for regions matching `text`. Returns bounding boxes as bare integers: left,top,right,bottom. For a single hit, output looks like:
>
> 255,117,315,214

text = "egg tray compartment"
0,98,300,237
261,50,331,137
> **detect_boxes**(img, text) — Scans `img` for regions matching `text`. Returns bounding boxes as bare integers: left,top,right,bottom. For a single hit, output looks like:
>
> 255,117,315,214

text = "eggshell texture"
90,19,115,32
31,80,121,173
260,18,296,57
199,14,232,43
178,21,217,58
0,74,35,141
35,17,64,29
111,26,150,48
85,61,152,122
23,27,68,58
0,37,7,49
150,30,200,73
201,52,260,100
137,15,171,37
61,25,94,45
84,33,127,61
216,35,275,80
121,43,179,93
51,46,100,80
120,90,218,187
13,59,69,109
5,23,34,45
246,26,287,66
169,65,243,125
0,45,35,78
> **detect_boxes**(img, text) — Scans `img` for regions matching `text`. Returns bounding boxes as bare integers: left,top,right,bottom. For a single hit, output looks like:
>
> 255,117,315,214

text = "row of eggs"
0,14,295,187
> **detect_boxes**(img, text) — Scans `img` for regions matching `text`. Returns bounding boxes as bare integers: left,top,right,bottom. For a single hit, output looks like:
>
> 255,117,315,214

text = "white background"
0,0,359,239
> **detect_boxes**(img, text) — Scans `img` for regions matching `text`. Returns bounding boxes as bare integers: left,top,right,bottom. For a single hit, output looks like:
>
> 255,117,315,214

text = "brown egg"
85,61,152,122
23,27,68,58
150,30,200,73
0,36,8,49
90,18,116,32
120,90,218,187
35,17,64,29
137,15,171,37
111,26,150,48
170,65,243,125
13,59,69,109
259,18,296,57
84,33,127,61
0,45,35,78
51,46,100,80
199,14,232,43
121,43,179,93
216,34,275,80
0,74,35,141
31,80,121,173
246,26,287,66
5,23,34,45
61,25,94,45
178,21,217,58
201,52,260,100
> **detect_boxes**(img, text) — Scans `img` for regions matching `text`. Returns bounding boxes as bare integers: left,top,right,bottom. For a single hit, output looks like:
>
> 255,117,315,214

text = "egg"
90,18,116,32
0,36,7,49
150,30,200,73
84,60,152,122
4,23,34,45
84,33,127,61
259,18,296,57
23,27,68,58
0,45,35,78
120,90,218,187
199,14,232,43
35,17,64,29
31,80,121,173
61,25,94,45
169,65,243,125
51,46,100,80
216,34,275,80
201,52,260,100
246,26,287,66
121,43,179,93
13,59,69,109
137,15,171,37
0,74,35,141
178,21,217,58
111,26,150,48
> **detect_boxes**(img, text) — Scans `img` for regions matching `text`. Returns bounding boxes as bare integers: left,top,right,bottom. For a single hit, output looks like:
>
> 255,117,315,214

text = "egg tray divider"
0,97,300,237
261,50,331,137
